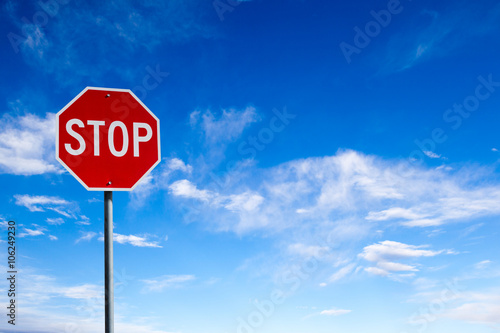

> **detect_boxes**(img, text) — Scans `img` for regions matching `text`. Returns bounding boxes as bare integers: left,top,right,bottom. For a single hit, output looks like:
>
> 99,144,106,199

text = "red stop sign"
56,87,161,191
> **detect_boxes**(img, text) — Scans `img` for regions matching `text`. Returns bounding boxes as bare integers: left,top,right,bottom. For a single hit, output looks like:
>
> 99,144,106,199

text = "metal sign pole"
104,191,114,333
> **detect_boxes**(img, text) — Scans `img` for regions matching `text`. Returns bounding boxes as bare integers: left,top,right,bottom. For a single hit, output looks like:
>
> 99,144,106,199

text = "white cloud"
14,194,75,217
461,223,484,238
114,233,162,248
366,207,426,221
474,260,492,269
19,228,45,237
189,110,201,127
379,3,500,73
288,243,329,258
444,302,500,325
8,307,175,333
97,233,162,248
7,1,212,86
192,106,259,144
142,274,195,292
320,308,351,316
75,231,162,248
412,277,439,291
60,283,102,300
75,216,91,226
423,150,441,159
367,189,500,228
129,173,157,208
19,225,47,237
364,266,390,277
167,158,192,174
168,149,500,285
326,263,357,283
49,235,58,241
131,158,194,208
224,192,264,212
46,217,65,225
359,241,442,263
0,266,171,333
377,261,418,272
169,180,264,214
360,241,444,277
0,112,61,175
170,150,500,238
75,231,97,243
169,179,213,202
410,288,500,326
0,218,9,230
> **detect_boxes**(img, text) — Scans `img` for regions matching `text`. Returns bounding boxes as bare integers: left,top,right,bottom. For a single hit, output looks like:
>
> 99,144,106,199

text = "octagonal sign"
56,87,161,191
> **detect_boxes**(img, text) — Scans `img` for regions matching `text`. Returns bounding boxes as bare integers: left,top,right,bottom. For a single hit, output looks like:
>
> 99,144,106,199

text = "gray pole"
104,191,114,333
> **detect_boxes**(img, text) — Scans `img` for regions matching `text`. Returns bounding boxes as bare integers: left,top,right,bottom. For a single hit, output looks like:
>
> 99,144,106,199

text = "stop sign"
56,87,161,191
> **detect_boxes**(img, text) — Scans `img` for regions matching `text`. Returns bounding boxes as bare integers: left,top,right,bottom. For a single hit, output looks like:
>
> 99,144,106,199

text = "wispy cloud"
169,179,213,202
0,112,61,175
474,260,492,270
75,216,91,226
190,106,259,145
320,308,352,316
114,233,163,248
359,240,445,278
142,274,195,292
130,157,194,208
160,158,194,183
6,1,215,85
18,224,47,237
0,266,170,333
0,217,9,230
325,263,357,284
167,157,193,174
75,231,97,243
423,150,441,159
287,243,330,259
187,106,263,172
408,278,500,327
378,3,500,73
170,150,500,235
14,194,77,218
97,233,163,248
168,179,264,226
46,217,64,225
442,294,500,325
165,149,500,286
366,189,500,227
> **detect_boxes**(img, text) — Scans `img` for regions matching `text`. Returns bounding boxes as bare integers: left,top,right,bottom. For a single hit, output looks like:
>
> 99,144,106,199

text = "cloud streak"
359,240,445,277
14,194,77,218
320,308,352,316
97,233,163,248
142,274,196,292
0,112,61,175
169,150,500,236
378,3,500,73
6,1,215,85
190,106,259,145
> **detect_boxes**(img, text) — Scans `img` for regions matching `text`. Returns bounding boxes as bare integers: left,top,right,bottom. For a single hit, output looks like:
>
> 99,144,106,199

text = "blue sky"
1,0,500,332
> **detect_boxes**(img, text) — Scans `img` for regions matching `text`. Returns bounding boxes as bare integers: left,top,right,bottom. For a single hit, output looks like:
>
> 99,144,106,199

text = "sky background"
1,0,500,332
